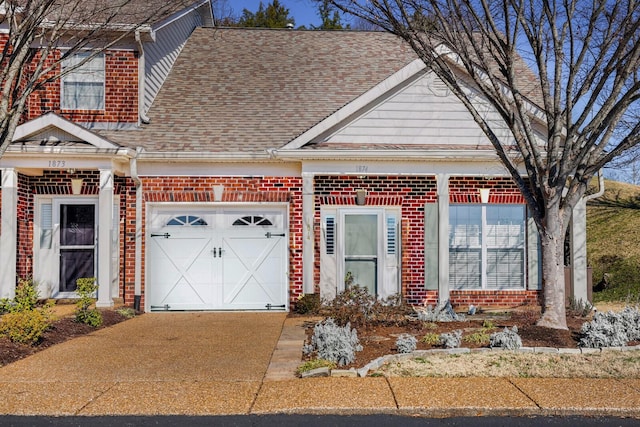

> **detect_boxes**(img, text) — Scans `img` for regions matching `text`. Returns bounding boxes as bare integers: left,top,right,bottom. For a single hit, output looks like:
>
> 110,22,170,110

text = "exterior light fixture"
479,188,490,204
213,185,225,202
71,178,83,195
356,189,367,206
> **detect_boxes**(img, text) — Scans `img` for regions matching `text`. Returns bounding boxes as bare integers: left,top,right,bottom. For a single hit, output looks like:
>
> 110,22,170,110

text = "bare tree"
0,0,193,158
330,0,640,329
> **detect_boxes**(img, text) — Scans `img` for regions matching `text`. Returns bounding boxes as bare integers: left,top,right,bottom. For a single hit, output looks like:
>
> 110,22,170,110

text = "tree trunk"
536,205,568,330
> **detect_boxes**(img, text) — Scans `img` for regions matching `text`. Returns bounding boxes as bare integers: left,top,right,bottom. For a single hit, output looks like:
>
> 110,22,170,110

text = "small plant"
489,326,523,350
568,297,594,317
305,318,362,366
0,307,52,344
295,359,337,376
463,331,490,346
415,300,465,322
421,332,440,345
423,322,438,330
74,277,102,328
295,293,321,315
439,330,463,348
482,319,496,330
395,333,417,353
115,307,136,319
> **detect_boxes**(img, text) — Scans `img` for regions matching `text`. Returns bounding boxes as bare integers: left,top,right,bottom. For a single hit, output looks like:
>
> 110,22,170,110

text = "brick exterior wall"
131,176,304,309
24,49,139,124
313,175,540,309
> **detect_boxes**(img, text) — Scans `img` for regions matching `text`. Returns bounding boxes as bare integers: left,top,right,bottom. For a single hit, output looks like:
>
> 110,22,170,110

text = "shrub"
579,306,640,348
322,287,409,327
10,278,39,313
0,308,52,344
305,318,362,366
295,293,321,315
439,330,463,348
568,297,594,317
395,333,417,353
74,277,102,328
489,326,523,350
115,307,136,319
415,300,465,322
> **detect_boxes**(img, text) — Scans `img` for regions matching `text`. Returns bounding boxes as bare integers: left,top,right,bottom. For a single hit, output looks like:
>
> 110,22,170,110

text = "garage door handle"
218,247,223,257
151,233,170,238
265,232,285,238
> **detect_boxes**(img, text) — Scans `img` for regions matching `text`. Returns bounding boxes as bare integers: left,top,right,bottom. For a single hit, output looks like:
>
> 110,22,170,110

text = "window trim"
449,204,526,290
60,51,106,111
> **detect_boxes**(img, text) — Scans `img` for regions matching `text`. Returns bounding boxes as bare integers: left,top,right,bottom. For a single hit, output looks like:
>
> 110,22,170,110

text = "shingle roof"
103,28,417,153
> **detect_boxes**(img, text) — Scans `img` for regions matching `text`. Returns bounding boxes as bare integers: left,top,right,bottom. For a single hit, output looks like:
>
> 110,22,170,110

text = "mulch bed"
0,309,129,367
300,309,588,370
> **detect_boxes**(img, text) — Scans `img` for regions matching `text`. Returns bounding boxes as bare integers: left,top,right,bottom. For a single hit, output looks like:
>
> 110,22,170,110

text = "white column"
437,174,450,305
571,198,589,303
0,169,17,299
97,169,114,307
302,172,315,294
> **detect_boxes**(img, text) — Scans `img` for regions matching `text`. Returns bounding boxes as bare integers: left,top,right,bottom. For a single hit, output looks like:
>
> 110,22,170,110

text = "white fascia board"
151,0,210,33
273,148,499,161
281,58,427,151
13,113,120,149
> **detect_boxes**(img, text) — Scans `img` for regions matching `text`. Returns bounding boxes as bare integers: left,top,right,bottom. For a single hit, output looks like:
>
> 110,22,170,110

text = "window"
166,215,207,226
449,204,525,290
61,52,105,110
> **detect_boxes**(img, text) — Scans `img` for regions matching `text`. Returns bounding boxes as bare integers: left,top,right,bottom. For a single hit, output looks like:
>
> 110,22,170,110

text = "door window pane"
345,259,377,295
345,214,377,256
60,204,95,246
59,249,94,292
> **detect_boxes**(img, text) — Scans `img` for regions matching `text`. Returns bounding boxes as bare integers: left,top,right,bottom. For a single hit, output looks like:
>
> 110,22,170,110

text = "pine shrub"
74,277,102,328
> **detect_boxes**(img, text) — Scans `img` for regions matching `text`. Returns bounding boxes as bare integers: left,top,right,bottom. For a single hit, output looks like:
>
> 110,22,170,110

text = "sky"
223,0,323,28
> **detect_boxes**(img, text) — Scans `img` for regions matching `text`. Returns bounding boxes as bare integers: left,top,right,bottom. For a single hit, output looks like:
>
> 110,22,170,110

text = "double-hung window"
61,52,105,110
449,204,525,290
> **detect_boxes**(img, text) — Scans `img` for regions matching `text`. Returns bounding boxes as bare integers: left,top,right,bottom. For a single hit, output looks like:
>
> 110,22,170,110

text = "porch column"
97,169,114,307
302,172,315,294
437,174,450,305
571,198,589,303
0,168,17,299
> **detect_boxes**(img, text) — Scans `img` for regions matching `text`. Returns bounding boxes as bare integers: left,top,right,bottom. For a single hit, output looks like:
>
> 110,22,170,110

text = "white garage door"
148,207,288,311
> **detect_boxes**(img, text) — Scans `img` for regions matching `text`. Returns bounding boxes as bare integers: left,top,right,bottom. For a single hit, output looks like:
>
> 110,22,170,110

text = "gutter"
130,147,144,312
135,30,150,125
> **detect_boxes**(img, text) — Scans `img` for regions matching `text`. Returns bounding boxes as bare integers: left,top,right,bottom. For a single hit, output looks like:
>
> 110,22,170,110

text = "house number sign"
48,160,66,168
356,165,368,173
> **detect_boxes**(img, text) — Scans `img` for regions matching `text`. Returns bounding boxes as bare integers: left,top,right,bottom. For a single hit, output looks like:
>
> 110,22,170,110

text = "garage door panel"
148,207,287,311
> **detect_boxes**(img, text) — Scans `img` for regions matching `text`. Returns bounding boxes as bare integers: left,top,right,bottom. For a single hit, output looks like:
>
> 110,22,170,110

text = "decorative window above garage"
232,216,273,226
166,215,208,226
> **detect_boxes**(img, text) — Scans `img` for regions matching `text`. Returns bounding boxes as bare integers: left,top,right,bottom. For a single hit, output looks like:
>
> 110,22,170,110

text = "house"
0,23,591,312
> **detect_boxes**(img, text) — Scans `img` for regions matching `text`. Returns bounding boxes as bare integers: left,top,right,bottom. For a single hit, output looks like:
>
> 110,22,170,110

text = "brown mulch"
300,308,588,370
0,309,129,367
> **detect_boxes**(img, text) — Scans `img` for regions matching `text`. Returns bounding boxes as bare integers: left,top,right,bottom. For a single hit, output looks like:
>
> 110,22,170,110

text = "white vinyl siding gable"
324,71,511,146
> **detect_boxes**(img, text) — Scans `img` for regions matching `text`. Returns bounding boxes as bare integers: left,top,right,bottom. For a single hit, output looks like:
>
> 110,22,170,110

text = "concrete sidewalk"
1,313,640,417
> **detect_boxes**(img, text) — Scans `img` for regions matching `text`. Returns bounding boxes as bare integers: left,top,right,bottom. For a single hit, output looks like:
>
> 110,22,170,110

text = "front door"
57,202,97,293
343,212,379,295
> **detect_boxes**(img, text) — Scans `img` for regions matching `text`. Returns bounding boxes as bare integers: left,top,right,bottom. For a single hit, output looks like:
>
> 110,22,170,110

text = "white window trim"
60,52,106,111
449,204,526,290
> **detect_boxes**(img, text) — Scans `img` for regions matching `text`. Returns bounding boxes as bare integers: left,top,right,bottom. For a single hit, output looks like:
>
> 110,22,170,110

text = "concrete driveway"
0,312,287,415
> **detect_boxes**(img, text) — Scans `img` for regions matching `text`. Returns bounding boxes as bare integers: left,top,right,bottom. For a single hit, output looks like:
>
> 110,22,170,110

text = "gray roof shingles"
103,28,417,153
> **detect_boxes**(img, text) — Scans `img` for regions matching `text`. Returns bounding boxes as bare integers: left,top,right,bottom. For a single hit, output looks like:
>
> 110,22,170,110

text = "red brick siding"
314,175,438,305
25,50,138,123
314,175,539,308
134,176,304,309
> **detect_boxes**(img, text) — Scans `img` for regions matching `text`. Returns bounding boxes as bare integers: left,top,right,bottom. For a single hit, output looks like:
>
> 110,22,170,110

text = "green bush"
0,308,52,344
74,277,102,328
10,278,39,313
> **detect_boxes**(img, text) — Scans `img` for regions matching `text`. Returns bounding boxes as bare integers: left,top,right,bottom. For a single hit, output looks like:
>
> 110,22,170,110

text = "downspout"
135,30,150,125
130,147,144,311
584,169,605,202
